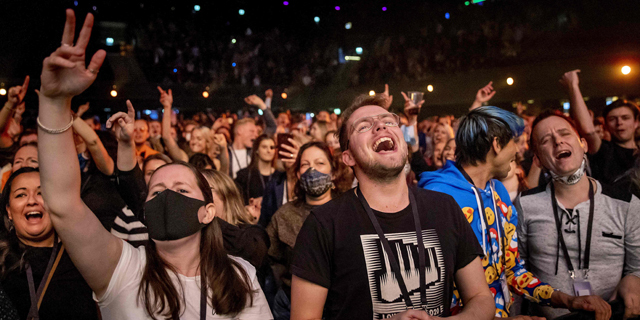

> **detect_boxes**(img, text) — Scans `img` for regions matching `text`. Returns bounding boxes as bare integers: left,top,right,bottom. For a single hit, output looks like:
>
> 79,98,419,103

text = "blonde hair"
200,169,254,225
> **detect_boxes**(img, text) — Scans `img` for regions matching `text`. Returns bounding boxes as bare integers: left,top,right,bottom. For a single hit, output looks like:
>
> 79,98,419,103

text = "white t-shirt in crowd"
95,240,272,320
230,147,250,179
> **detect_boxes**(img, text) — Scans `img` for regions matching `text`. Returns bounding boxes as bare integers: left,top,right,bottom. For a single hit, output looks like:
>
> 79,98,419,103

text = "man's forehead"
533,116,573,137
349,105,388,125
607,106,635,117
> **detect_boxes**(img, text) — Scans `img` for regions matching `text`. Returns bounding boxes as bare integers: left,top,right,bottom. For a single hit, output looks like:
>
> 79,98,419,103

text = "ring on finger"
88,69,96,74
61,43,72,47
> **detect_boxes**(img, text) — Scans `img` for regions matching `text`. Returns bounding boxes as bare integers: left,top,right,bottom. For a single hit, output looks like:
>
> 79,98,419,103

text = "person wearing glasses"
235,134,277,206
290,94,495,320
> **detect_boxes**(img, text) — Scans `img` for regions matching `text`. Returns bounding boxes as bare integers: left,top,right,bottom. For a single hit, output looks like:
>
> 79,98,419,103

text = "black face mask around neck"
144,189,207,241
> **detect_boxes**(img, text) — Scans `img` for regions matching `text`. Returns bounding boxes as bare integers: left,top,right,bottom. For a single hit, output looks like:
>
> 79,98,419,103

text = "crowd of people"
130,1,589,88
0,8,639,320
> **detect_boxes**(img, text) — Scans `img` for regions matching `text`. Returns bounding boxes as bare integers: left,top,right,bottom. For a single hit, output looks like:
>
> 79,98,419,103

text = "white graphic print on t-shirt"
361,230,445,319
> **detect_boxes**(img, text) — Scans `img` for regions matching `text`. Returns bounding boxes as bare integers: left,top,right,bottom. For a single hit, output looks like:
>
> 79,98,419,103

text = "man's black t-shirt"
589,140,636,186
291,186,483,320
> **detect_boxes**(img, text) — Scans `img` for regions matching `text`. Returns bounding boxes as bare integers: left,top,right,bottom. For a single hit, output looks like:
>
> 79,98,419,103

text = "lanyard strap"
550,180,595,279
230,146,250,174
356,187,427,309
201,276,207,320
26,235,64,320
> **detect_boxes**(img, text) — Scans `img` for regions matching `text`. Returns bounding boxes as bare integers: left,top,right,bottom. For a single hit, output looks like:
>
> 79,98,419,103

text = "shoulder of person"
598,179,634,203
229,255,257,281
520,182,548,198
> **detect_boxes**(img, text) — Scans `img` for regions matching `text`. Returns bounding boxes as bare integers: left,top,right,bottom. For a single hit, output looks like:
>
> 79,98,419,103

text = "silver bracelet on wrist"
37,115,74,134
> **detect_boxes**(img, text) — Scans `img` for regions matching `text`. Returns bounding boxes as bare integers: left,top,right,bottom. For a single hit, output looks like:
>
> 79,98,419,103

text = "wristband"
37,115,74,134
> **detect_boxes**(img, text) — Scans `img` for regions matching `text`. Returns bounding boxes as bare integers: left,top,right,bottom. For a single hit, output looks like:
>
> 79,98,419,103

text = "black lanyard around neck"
356,186,427,310
550,180,595,279
230,146,250,173
456,164,505,262
176,275,207,320
26,235,62,320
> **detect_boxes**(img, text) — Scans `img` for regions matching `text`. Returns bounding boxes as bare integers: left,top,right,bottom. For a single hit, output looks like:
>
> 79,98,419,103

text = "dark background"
0,0,638,121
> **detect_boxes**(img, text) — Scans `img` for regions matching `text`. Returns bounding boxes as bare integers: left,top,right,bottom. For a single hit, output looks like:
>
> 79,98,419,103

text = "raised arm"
37,9,122,298
72,113,114,175
159,86,188,162
212,133,229,175
244,94,277,135
470,81,495,111
0,76,29,147
560,70,601,154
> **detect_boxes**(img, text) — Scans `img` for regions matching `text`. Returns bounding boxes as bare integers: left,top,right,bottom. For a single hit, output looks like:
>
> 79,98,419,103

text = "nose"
27,193,39,206
373,120,388,132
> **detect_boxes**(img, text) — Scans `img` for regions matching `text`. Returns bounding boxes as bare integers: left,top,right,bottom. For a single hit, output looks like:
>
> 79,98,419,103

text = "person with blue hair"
418,106,608,318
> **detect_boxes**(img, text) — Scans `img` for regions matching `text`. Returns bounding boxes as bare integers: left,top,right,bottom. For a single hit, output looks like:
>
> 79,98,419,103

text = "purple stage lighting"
382,7,387,11
335,6,340,11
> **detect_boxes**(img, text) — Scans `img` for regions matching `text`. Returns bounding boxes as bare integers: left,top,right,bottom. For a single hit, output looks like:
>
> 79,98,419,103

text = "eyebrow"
12,187,27,194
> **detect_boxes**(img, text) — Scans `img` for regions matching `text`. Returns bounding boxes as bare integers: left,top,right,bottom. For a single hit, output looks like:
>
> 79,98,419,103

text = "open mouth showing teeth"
556,151,571,159
373,137,395,152
25,212,43,220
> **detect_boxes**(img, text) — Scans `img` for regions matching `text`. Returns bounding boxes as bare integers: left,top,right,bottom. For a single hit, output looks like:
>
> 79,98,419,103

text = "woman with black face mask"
266,141,336,320
36,10,272,320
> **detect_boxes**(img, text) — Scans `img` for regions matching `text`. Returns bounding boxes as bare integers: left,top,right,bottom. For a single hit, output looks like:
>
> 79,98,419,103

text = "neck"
306,190,332,206
553,175,592,209
258,160,273,175
616,139,638,150
156,233,201,277
357,173,409,213
461,163,494,189
232,140,245,150
19,232,55,248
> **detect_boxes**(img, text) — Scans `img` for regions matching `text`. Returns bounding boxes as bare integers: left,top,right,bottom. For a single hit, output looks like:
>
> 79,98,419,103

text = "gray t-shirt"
516,178,640,319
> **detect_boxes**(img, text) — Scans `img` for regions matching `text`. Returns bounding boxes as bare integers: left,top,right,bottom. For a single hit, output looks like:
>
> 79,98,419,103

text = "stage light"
335,6,340,11
106,37,114,46
231,38,236,44
258,109,264,115
563,102,570,110
382,7,387,11
92,6,97,11
427,85,434,92
144,110,152,115
445,13,450,19
622,66,631,75
194,5,200,11
369,90,375,96
334,108,341,115
202,91,209,98
527,99,534,104
310,113,315,118
314,16,320,23
356,47,363,55
283,1,289,5
239,9,245,15
281,93,288,99
232,62,237,67
344,56,361,61
173,68,177,73
506,77,514,85
465,1,470,5
74,1,78,6
345,22,352,30
110,90,118,97
0,89,6,96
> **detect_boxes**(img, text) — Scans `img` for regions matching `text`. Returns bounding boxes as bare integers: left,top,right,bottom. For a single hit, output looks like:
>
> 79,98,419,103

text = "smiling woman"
0,168,98,319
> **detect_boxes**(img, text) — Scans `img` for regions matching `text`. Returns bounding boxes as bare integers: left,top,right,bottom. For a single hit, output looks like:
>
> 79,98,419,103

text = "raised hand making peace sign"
40,9,106,101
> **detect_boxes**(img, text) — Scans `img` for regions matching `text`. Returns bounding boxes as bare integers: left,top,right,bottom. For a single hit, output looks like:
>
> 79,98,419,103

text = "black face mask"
144,189,207,241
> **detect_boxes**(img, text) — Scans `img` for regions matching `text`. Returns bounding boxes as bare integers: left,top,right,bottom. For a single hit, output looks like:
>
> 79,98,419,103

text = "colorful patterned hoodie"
418,161,554,317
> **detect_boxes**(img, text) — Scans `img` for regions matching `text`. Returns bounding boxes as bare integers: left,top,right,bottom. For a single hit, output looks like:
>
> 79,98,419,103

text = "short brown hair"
338,94,388,151
530,110,581,153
